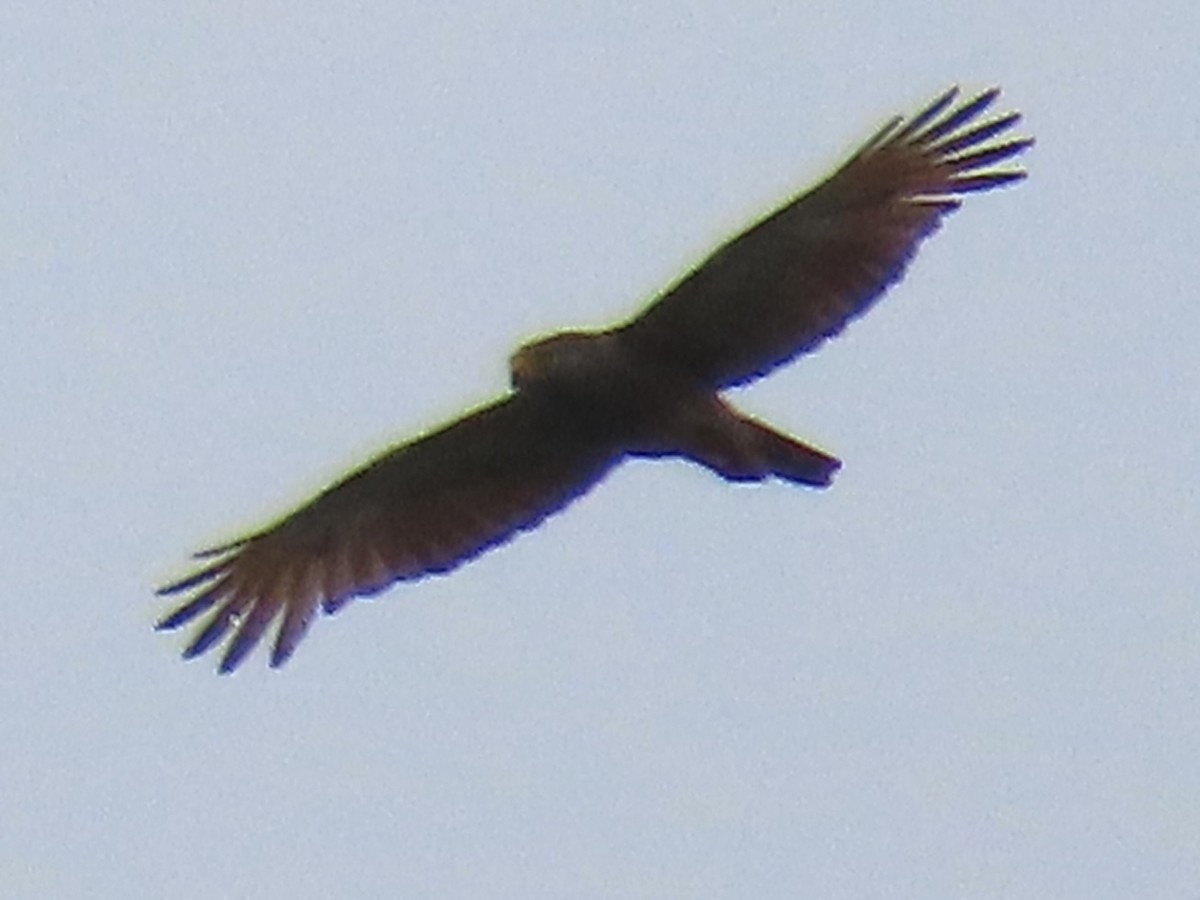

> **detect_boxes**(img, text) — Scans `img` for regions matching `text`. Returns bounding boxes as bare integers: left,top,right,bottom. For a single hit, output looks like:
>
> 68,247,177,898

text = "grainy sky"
4,3,1198,898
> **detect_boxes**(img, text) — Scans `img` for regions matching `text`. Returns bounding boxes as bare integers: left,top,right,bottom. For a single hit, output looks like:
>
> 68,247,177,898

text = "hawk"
158,86,1031,672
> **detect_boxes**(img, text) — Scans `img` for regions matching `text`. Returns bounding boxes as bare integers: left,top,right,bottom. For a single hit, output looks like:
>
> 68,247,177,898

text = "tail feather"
635,397,842,488
746,420,841,487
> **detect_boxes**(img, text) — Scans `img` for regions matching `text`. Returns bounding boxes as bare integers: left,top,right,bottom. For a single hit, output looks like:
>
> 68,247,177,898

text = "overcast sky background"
3,3,1198,898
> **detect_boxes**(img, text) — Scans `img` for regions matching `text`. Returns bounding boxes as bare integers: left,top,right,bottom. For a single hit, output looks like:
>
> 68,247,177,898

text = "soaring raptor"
158,86,1031,673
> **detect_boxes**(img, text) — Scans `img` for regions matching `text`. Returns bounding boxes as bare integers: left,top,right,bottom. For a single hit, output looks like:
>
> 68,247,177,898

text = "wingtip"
270,628,301,669
976,85,1002,105
218,643,250,675
155,572,205,597
893,86,961,142
180,643,206,661
154,612,184,632
182,614,234,660
156,558,231,597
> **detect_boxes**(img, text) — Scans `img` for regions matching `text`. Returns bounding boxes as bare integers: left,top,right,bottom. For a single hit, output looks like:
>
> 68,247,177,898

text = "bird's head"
510,331,606,391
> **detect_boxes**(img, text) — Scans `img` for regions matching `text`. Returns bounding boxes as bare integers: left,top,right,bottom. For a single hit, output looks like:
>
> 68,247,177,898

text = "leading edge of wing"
615,86,1033,389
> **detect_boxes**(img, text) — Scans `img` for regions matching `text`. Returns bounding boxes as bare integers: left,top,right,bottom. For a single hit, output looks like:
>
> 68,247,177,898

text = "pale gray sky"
4,3,1198,898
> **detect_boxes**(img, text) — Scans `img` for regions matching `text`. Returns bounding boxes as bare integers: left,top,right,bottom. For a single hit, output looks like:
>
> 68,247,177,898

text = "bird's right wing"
156,394,623,673
618,86,1031,388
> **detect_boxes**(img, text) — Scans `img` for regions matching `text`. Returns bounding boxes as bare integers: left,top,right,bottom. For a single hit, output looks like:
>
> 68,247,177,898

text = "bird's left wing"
617,87,1032,389
157,393,623,673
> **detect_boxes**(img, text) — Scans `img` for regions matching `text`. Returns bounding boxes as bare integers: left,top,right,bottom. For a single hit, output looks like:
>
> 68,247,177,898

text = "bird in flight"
158,86,1032,673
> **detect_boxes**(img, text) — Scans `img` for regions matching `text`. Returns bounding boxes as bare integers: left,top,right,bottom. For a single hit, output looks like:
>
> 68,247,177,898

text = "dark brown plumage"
158,86,1032,672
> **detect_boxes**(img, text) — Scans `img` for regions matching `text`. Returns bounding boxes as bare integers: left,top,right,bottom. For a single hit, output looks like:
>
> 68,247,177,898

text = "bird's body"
158,86,1032,672
511,330,839,484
